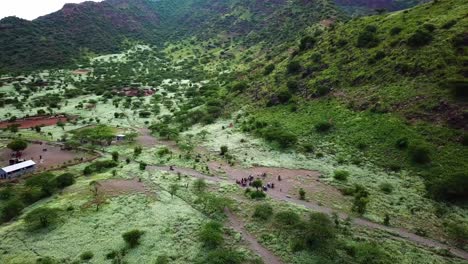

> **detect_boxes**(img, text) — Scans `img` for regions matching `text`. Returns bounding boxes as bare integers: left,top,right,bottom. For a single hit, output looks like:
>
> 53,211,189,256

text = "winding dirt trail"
225,208,284,264
148,165,468,260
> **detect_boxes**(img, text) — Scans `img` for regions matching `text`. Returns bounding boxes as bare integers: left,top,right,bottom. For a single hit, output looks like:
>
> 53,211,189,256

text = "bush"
231,81,248,92
83,160,118,175
334,170,349,181
314,121,333,133
80,251,94,260
139,162,147,170
275,210,301,229
299,36,316,51
446,221,468,246
409,145,431,164
379,182,393,194
55,173,75,188
155,256,170,264
261,127,297,148
447,78,468,98
299,188,306,200
390,27,402,36
287,61,301,74
199,221,224,249
24,207,60,230
253,204,273,221
1,199,24,222
250,190,266,199
300,213,336,251
122,229,144,248
264,64,275,75
395,137,409,149
407,29,433,47
356,26,380,48
287,80,299,93
429,172,468,201
220,145,228,155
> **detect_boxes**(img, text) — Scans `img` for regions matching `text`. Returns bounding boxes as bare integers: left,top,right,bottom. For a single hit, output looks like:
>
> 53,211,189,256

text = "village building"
0,160,36,179
116,134,126,141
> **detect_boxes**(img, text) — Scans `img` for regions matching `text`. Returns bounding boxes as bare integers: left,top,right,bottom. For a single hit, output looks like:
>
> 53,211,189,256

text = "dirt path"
148,165,468,260
225,208,284,264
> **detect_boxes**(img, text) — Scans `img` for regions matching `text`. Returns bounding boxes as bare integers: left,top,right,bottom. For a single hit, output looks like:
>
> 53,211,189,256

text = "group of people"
235,173,284,192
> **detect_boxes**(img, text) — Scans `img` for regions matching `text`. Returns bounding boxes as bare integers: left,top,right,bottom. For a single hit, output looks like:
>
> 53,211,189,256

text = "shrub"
407,29,433,47
250,190,266,199
122,229,144,248
157,147,171,156
199,221,223,249
299,36,316,51
301,213,336,251
446,221,468,246
299,188,306,200
287,61,301,74
390,26,402,36
83,160,118,175
252,204,274,221
220,145,228,155
112,151,119,162
356,26,380,48
24,207,60,230
277,90,292,104
334,170,349,181
1,199,24,222
395,137,409,149
428,172,467,201
352,242,392,263
314,121,333,133
261,127,297,148
231,81,248,92
352,185,369,214
80,251,94,260
275,210,301,229
264,64,275,75
409,145,431,164
447,78,468,98
287,80,299,93
139,162,147,170
379,182,393,194
193,178,207,193
55,173,75,188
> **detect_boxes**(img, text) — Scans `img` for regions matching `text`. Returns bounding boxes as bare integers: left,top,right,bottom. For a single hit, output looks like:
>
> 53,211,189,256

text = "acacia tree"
7,139,28,154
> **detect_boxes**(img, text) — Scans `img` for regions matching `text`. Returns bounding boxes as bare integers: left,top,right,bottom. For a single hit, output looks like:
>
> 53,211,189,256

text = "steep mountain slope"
0,0,430,73
221,0,468,201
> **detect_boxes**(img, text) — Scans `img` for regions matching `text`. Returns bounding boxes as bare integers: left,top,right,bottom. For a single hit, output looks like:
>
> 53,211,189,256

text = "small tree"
220,145,228,156
252,179,263,191
299,188,306,200
199,221,224,249
193,178,207,193
122,229,144,248
134,146,142,157
253,204,273,221
139,162,147,171
7,139,28,154
24,207,60,230
169,184,179,198
112,151,119,162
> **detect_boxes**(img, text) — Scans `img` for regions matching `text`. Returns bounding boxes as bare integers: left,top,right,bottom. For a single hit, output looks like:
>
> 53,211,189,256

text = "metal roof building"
0,160,36,179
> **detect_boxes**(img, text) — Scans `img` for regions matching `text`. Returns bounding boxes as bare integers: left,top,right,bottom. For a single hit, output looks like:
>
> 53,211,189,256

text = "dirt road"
148,165,468,260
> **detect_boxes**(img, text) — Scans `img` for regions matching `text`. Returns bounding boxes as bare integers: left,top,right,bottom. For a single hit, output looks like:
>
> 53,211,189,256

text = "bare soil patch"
0,141,91,170
97,178,153,197
0,115,70,129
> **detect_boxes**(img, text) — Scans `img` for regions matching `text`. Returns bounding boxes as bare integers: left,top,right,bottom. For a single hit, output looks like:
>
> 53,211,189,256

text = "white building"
0,160,36,179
